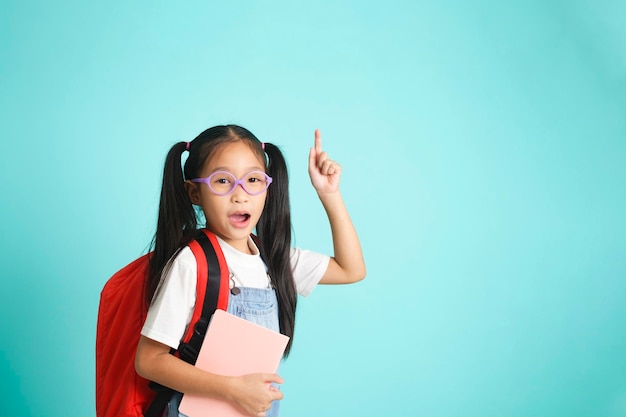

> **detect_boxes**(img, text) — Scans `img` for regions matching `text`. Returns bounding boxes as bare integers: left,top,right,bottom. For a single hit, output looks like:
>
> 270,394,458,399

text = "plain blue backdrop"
1,1,625,416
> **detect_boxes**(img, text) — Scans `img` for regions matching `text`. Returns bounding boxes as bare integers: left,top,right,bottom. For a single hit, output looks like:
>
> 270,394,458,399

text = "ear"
184,180,202,205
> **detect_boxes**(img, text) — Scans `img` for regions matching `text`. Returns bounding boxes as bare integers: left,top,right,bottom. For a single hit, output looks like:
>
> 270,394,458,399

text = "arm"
136,335,283,415
308,129,366,284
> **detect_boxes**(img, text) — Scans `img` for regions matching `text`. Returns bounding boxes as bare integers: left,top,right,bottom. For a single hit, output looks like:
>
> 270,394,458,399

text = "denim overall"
167,286,282,417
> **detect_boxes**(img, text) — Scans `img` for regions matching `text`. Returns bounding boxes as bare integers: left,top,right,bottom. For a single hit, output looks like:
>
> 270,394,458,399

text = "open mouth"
229,212,251,223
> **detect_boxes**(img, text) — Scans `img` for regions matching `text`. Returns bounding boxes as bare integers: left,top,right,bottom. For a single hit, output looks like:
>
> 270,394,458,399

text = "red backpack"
96,230,230,417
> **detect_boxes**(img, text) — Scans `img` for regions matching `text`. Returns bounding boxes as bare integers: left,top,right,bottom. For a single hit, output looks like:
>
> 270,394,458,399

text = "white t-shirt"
141,236,330,349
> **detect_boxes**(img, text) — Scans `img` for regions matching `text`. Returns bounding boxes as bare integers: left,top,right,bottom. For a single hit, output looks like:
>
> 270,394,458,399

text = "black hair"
146,125,297,355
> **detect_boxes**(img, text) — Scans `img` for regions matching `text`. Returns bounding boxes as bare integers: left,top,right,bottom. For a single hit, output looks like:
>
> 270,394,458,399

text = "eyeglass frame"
190,170,273,196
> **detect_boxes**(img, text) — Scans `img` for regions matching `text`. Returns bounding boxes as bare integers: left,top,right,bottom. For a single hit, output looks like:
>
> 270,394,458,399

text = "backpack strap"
144,229,230,417
178,230,230,361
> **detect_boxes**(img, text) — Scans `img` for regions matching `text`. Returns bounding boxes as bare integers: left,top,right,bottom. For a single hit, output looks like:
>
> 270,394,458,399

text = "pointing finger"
314,129,322,153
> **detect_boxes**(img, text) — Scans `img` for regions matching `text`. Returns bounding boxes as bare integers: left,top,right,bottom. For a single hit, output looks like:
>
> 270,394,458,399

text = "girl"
135,125,365,417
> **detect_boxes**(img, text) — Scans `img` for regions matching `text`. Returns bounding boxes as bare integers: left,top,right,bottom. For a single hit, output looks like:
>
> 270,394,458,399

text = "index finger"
314,128,322,152
263,373,284,384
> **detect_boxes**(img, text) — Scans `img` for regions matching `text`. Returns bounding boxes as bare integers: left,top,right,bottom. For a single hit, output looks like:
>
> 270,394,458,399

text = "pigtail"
257,142,297,356
146,141,196,307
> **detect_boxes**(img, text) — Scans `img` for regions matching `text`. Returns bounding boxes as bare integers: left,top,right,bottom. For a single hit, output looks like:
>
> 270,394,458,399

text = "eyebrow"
210,166,265,173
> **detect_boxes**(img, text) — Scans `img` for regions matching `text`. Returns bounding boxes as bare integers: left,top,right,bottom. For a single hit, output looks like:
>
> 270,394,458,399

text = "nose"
230,183,249,203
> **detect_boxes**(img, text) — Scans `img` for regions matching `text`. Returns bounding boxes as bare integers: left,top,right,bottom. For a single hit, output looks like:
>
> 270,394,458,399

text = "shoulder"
173,246,196,266
158,246,198,290
290,247,330,296
290,247,330,268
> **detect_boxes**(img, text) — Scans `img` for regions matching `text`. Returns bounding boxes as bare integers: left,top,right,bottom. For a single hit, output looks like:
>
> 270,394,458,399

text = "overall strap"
144,230,229,417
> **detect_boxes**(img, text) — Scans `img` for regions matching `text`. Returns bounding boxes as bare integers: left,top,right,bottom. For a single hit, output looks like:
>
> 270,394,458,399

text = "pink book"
178,309,290,417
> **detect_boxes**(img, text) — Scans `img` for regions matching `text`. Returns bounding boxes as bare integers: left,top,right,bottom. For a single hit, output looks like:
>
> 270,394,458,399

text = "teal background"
1,1,625,416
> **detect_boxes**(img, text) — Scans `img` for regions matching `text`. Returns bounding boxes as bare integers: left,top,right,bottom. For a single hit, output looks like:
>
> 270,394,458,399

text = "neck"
224,235,255,255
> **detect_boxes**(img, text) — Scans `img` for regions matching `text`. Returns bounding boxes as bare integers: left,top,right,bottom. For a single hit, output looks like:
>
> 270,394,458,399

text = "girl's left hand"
308,129,342,194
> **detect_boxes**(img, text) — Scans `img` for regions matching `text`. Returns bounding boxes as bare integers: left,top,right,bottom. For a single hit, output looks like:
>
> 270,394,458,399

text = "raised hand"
308,129,342,194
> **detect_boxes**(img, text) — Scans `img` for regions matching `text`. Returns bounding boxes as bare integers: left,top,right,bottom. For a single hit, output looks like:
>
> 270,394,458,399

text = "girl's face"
186,141,267,254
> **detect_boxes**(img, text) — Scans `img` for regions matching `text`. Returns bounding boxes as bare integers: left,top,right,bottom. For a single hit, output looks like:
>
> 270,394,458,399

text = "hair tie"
261,142,265,150
186,142,190,151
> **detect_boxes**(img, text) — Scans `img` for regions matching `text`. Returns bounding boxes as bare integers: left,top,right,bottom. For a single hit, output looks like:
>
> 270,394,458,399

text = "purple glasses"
191,170,273,196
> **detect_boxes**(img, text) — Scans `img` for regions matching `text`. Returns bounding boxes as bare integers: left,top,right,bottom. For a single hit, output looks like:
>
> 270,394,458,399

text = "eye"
211,173,233,185
246,172,265,183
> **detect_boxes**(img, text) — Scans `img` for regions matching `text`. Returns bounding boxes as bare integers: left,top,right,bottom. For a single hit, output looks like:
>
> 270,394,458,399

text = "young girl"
135,125,365,417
